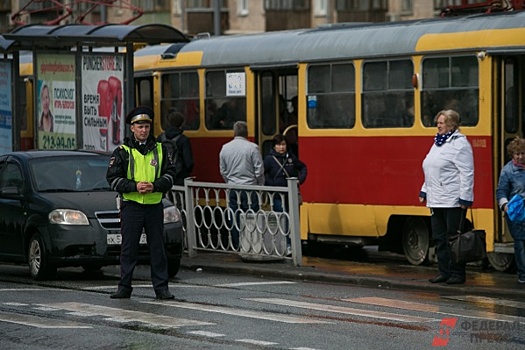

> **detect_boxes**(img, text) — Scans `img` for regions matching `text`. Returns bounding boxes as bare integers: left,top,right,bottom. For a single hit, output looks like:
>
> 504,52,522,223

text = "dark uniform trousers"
118,200,169,293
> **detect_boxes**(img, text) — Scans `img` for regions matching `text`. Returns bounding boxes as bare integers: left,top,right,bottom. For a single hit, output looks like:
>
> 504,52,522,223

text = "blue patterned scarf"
434,131,454,147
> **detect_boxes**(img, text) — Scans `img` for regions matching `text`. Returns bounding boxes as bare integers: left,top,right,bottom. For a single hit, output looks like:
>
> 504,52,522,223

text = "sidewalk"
180,251,525,300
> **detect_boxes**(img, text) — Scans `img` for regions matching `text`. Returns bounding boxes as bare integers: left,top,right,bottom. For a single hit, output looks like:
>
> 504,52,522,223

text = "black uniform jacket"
106,135,181,195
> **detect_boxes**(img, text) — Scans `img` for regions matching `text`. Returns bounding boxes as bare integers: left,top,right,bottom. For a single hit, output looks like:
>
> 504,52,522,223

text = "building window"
401,0,413,13
265,0,309,10
238,0,249,15
362,59,414,128
314,0,328,16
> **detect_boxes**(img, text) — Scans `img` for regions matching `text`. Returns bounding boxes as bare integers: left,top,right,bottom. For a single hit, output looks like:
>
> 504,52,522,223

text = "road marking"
0,288,47,292
246,298,438,323
187,331,225,337
343,297,441,312
444,295,525,309
345,296,525,323
214,281,296,287
143,300,331,324
37,302,213,328
83,284,207,291
236,339,278,346
0,311,92,329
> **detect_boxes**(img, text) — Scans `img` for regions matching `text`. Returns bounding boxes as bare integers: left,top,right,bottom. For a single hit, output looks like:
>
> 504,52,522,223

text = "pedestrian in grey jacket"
219,121,264,249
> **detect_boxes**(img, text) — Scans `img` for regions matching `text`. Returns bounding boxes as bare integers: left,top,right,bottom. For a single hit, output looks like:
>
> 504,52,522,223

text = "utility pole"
213,0,221,36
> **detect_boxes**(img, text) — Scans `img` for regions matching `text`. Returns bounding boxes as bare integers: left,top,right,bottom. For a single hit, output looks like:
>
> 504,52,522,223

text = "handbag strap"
273,155,290,178
457,207,474,234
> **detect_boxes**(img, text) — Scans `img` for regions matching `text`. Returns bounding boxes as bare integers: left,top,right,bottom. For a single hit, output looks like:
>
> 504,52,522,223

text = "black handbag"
449,210,486,264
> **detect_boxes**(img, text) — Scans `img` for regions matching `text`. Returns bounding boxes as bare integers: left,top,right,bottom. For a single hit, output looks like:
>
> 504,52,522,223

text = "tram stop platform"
179,247,525,300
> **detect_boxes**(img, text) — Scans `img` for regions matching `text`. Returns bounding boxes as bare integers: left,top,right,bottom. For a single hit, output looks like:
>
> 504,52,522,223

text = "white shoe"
285,246,292,257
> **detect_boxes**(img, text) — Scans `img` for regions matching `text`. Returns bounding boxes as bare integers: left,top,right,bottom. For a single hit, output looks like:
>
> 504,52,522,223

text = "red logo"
432,318,458,347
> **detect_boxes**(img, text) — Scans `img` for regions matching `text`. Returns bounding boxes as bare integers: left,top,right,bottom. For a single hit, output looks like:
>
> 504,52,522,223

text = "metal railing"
167,178,302,266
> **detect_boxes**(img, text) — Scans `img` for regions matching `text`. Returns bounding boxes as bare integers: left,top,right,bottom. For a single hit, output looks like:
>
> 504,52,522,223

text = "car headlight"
49,209,89,225
164,205,181,224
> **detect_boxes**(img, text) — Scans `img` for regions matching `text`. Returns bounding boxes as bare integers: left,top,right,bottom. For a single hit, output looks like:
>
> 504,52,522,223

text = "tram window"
362,59,414,128
160,71,199,131
504,59,518,134
307,63,355,129
205,70,247,130
422,56,479,127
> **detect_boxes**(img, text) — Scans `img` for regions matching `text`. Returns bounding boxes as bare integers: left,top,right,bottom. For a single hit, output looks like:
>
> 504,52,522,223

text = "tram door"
493,56,525,270
253,67,298,158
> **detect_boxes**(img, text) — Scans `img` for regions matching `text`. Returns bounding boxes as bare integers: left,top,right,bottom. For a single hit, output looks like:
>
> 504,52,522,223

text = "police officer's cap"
126,106,153,125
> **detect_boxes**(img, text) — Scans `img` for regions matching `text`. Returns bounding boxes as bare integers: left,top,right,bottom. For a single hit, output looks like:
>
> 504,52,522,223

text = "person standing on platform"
157,111,194,185
219,121,264,249
420,109,474,285
106,106,179,300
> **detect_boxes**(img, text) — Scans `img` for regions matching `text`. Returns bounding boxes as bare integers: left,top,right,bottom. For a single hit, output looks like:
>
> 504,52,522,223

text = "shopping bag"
507,194,525,223
449,229,486,264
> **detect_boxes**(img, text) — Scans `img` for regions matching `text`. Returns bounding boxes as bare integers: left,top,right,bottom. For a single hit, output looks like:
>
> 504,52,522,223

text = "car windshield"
30,155,110,192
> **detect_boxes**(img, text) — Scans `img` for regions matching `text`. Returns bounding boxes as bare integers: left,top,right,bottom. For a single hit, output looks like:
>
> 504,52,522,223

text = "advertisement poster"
0,61,12,155
36,54,76,149
81,54,124,152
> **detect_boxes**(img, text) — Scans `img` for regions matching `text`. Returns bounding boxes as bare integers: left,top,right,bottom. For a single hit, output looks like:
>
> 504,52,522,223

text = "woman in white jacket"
420,109,474,285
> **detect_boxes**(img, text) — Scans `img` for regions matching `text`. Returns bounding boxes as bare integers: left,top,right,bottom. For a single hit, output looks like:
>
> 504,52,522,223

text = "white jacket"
421,131,474,208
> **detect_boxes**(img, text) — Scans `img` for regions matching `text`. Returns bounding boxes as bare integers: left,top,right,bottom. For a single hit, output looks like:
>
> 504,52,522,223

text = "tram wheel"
487,252,515,272
402,217,430,266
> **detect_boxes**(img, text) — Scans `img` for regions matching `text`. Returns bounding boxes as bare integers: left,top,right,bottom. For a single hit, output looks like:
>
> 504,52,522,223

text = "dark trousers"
430,207,467,279
119,200,169,293
228,190,259,249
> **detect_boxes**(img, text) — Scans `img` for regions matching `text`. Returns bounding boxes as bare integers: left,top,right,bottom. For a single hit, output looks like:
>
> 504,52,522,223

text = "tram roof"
3,23,189,49
0,35,15,51
181,11,525,66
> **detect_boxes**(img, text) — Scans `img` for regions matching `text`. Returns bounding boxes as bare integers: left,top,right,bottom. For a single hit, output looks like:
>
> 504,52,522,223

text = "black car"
0,150,183,280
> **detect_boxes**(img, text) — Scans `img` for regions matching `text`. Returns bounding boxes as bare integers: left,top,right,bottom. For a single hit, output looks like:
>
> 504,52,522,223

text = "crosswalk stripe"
236,339,278,346
246,298,438,323
214,281,296,287
143,300,331,324
343,297,441,313
444,295,525,309
0,288,47,292
38,302,213,328
187,331,225,337
0,311,92,329
345,296,525,323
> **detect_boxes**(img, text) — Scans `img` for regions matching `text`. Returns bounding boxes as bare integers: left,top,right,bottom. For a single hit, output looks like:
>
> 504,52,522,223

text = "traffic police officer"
106,106,180,300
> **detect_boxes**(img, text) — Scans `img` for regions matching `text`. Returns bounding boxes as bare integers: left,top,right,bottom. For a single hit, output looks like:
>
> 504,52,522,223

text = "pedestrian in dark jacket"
264,134,307,255
264,134,307,188
158,111,194,185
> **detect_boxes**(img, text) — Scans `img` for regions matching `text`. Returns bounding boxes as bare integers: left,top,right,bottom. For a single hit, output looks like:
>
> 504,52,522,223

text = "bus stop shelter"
0,35,19,154
3,23,189,152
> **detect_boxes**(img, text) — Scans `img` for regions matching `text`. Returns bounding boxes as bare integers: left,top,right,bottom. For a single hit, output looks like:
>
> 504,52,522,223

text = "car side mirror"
0,186,23,199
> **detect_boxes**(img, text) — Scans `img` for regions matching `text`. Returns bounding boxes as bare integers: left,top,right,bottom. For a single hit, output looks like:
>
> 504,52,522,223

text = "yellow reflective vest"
121,143,163,204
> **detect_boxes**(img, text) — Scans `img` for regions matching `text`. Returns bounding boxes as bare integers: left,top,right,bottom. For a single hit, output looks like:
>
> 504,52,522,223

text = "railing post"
184,177,197,258
287,178,302,266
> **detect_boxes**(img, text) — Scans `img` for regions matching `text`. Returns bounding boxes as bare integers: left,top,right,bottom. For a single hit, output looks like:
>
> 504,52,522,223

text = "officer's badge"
150,159,158,166
109,157,115,167
287,158,293,164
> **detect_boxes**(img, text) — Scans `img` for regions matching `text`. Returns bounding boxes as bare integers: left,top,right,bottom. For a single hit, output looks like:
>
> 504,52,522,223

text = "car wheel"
168,258,181,278
28,233,57,280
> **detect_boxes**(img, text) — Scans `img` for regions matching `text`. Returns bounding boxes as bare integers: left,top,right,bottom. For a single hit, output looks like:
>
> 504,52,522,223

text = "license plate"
107,233,147,245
